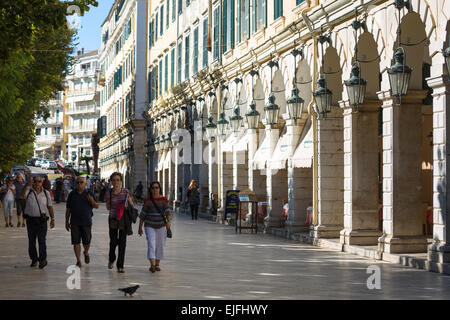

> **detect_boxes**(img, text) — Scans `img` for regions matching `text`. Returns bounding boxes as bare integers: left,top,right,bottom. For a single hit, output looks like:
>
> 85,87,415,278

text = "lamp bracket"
249,69,259,78
394,0,411,11
318,35,331,46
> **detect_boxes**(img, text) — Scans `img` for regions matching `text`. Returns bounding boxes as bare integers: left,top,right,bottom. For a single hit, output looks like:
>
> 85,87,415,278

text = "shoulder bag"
150,198,172,239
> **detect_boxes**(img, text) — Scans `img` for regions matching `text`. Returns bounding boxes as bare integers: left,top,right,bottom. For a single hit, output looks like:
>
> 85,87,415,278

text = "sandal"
149,266,156,273
155,266,161,272
84,252,90,264
76,261,82,268
9,223,13,227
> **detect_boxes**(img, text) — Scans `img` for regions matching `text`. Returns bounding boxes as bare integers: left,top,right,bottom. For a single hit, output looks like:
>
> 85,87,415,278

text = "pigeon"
118,285,140,297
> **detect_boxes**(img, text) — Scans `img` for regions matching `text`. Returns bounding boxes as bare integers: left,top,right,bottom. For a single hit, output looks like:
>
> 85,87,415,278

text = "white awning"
221,133,238,153
163,149,171,169
235,130,248,152
67,93,96,103
270,133,290,170
35,145,52,151
292,125,313,168
252,131,270,170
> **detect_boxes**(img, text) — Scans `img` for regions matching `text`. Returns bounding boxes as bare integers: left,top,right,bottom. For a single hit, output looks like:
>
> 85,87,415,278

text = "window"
166,0,169,29
213,7,219,60
45,127,48,135
172,0,176,22
165,54,168,92
178,0,182,15
296,0,305,5
185,34,190,80
202,17,208,68
252,0,266,34
149,21,153,48
274,0,283,20
186,0,190,6
177,41,182,84
36,128,41,136
171,48,175,87
160,5,164,35
193,27,199,75
159,59,163,96
56,110,60,122
155,12,158,41
223,0,235,53
237,0,249,43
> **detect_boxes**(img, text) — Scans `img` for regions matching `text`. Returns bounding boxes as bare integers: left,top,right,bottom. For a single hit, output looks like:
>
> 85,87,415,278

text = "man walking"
65,176,98,268
22,176,55,269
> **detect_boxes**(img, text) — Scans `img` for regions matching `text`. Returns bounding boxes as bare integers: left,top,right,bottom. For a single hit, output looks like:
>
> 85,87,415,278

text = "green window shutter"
171,48,175,87
172,0,176,22
166,0,169,29
193,27,199,74
237,0,241,43
177,41,182,84
222,0,227,53
262,0,266,28
160,5,164,35
244,0,249,39
274,0,283,20
165,54,168,92
155,12,158,40
230,0,235,49
185,35,190,80
203,17,208,67
213,7,219,60
252,0,256,34
159,60,162,96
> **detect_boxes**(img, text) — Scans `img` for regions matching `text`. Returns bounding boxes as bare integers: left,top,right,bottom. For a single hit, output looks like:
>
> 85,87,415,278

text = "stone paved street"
1,202,450,300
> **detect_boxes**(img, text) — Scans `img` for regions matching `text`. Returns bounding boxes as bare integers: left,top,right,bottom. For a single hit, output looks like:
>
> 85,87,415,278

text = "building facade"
34,91,65,160
146,0,450,274
97,0,148,190
64,49,100,170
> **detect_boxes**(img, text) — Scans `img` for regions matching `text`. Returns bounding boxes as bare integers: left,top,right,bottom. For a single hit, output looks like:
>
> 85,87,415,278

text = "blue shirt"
66,190,96,226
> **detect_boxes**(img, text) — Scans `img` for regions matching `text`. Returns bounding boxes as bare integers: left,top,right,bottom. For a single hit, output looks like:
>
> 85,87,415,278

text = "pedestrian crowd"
0,172,173,273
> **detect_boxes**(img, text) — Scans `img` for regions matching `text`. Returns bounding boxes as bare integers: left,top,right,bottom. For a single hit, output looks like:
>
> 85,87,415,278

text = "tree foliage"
0,0,98,173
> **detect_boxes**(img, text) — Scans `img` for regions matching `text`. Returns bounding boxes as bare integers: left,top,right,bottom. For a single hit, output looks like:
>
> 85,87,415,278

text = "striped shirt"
140,197,170,229
105,188,129,219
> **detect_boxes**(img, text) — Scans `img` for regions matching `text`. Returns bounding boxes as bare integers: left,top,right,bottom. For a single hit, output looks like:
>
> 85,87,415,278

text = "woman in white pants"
138,181,172,273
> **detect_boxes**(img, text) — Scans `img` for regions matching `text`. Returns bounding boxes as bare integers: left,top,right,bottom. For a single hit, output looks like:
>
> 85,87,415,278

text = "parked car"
27,158,38,166
35,159,45,167
42,160,58,170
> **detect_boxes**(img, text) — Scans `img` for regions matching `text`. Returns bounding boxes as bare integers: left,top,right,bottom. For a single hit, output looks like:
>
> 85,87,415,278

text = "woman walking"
105,172,133,273
138,181,171,273
186,179,200,220
1,177,16,227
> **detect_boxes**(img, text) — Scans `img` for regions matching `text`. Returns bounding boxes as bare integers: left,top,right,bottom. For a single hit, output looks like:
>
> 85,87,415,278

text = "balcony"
35,118,63,126
36,134,64,144
66,106,100,115
65,125,96,134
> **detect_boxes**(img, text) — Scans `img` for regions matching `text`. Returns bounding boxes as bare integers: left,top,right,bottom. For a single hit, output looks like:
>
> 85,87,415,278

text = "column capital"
339,99,380,113
426,75,450,90
377,90,428,106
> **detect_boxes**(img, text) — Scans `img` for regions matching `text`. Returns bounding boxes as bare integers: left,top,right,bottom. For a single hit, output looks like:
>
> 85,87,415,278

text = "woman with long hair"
105,172,133,273
138,181,172,273
186,179,200,220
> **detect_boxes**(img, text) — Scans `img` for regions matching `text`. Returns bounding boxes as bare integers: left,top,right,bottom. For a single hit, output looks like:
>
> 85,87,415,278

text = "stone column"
247,129,258,191
285,118,309,233
377,90,428,253
427,75,450,273
265,124,280,228
173,145,179,210
311,106,345,239
340,101,382,245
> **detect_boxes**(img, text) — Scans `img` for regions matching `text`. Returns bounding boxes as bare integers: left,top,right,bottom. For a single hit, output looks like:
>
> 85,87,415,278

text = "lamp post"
344,11,367,112
246,69,261,129
264,58,280,126
287,46,305,124
388,0,412,103
216,111,229,136
313,28,333,118
444,46,450,77
205,116,217,139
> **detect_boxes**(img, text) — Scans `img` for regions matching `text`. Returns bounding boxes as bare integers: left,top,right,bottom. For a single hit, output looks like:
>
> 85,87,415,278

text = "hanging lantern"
264,93,280,126
444,46,450,79
230,108,243,133
286,86,305,124
313,75,332,117
246,101,260,129
216,112,229,136
388,48,412,97
160,134,166,150
344,63,367,110
205,116,217,139
154,137,160,151
166,132,173,149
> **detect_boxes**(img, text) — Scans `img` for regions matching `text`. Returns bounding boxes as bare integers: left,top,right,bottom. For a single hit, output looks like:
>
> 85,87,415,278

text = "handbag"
150,198,172,238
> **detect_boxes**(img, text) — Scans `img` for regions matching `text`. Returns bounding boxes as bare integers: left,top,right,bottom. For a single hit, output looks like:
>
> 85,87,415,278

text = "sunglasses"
76,181,84,184
151,186,160,190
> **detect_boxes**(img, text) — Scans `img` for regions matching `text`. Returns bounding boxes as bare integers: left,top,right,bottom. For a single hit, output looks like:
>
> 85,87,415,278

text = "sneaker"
30,261,38,267
38,260,48,269
108,262,114,269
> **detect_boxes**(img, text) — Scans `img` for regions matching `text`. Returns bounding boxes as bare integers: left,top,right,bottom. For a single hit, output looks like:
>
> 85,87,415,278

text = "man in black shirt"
65,176,98,268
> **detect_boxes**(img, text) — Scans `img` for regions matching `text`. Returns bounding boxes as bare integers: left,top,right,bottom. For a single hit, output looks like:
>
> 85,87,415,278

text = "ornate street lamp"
313,29,333,118
166,132,173,149
230,77,243,133
344,11,367,112
154,136,160,151
160,134,166,150
287,46,305,124
246,69,260,129
264,57,280,126
444,46,450,77
388,0,412,103
205,116,217,139
216,111,229,136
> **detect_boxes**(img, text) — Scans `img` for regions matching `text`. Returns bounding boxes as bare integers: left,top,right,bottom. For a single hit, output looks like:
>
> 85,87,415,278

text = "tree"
0,0,98,173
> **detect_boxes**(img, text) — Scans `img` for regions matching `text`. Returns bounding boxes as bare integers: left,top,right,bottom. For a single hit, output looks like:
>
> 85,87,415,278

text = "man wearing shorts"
65,176,98,268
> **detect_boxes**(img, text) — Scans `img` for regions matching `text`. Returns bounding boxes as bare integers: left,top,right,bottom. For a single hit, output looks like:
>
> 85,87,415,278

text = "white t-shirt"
24,189,52,217
2,184,16,202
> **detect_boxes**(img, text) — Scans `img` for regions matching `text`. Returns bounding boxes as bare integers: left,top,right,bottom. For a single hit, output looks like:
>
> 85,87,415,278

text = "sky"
72,0,115,54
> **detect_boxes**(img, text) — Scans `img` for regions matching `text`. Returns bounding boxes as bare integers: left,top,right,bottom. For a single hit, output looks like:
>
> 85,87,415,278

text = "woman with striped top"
105,172,134,273
138,181,171,273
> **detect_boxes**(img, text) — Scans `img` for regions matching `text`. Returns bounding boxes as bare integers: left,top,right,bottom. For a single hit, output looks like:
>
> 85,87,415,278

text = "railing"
66,89,96,97
68,139,92,146
65,125,96,133
36,134,63,142
66,106,100,114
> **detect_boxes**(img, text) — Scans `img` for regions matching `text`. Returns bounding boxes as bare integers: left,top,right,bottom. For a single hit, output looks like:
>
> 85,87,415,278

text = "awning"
235,130,248,152
292,124,313,168
67,93,96,103
252,131,270,170
35,145,52,151
163,149,171,169
221,133,238,153
270,133,289,170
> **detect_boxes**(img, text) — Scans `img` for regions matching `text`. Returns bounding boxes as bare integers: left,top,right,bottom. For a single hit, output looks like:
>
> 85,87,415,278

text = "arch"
296,58,313,110
323,46,343,104
272,69,286,115
253,76,265,117
356,31,381,99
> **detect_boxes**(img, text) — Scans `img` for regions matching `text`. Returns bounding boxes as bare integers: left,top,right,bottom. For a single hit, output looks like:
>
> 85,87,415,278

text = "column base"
265,216,283,228
428,242,450,264
285,220,310,233
310,225,342,239
340,229,382,246
378,235,428,254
